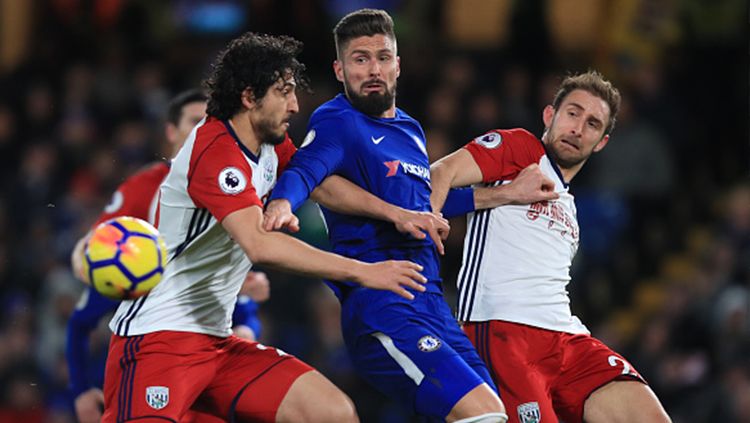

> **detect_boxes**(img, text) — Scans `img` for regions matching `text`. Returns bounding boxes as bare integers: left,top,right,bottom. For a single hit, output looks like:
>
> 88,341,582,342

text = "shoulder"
472,128,543,152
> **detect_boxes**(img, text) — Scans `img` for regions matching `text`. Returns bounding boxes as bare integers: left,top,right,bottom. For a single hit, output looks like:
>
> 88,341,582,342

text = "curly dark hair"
203,32,309,120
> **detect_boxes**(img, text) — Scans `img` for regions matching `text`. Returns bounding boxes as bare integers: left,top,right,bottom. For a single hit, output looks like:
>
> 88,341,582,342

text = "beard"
255,116,286,146
344,79,396,117
544,128,588,169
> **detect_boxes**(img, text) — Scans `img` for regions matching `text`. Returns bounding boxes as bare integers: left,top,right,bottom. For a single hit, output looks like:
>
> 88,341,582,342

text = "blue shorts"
340,289,496,419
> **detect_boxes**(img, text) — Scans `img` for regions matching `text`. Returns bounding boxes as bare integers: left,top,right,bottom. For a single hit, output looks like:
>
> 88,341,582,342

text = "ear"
333,60,344,83
542,105,555,129
240,88,256,110
593,134,610,153
396,56,401,78
165,123,178,145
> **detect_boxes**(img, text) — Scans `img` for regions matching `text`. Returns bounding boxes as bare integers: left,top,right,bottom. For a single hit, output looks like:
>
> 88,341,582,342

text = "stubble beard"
254,110,286,146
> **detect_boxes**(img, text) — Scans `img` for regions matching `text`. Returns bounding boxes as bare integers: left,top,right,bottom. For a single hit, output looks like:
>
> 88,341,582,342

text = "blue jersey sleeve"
66,287,119,398
232,296,262,339
442,187,476,218
269,117,349,211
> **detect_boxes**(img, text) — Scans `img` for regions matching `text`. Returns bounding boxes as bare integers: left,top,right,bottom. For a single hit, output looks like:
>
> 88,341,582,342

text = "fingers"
427,225,445,255
394,288,415,300
404,223,427,240
262,213,276,231
263,211,300,232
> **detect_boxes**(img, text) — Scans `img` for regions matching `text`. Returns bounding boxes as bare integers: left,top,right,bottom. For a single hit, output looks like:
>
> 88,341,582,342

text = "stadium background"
0,1,747,422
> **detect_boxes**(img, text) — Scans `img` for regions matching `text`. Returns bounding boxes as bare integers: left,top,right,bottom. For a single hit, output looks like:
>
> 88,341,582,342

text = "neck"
228,114,261,156
558,163,583,184
541,132,582,184
381,104,396,118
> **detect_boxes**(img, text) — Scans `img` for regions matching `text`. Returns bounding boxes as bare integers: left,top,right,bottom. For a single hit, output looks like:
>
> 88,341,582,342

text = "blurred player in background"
66,90,271,423
265,9,556,422
430,71,671,423
102,32,428,422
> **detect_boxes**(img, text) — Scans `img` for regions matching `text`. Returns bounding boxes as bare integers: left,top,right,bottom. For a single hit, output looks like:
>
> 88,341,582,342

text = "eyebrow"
278,79,296,89
350,48,394,56
567,102,604,127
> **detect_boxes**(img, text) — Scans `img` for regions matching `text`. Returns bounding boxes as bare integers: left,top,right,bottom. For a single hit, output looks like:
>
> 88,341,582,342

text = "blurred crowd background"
0,1,747,422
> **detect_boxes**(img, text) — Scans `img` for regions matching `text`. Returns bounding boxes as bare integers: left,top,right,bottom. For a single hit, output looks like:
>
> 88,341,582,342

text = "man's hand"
503,164,559,204
263,199,299,233
240,271,270,303
75,388,104,423
354,261,427,300
71,233,92,284
391,209,450,255
476,164,560,209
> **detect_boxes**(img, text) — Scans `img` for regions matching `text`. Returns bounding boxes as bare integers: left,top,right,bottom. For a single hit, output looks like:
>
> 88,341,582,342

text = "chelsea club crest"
417,335,442,352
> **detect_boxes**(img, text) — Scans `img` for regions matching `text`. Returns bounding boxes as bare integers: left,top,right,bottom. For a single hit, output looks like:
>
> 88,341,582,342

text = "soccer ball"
82,216,167,300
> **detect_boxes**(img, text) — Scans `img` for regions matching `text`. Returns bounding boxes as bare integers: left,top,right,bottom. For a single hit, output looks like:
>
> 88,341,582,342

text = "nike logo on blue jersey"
371,135,385,145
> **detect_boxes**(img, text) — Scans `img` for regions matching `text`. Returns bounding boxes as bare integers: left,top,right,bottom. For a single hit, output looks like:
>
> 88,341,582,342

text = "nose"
288,92,299,114
369,60,382,78
570,118,584,136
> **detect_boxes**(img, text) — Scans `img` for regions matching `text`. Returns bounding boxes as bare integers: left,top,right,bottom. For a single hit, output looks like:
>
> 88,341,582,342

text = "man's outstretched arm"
225,205,427,299
264,175,450,254
431,149,559,214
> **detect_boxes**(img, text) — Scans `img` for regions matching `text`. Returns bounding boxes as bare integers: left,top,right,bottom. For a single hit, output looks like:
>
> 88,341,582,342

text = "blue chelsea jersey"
271,95,440,290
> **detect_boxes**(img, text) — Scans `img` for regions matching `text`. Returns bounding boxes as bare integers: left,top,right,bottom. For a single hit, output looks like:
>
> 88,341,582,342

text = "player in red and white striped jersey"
102,32,427,423
431,72,670,423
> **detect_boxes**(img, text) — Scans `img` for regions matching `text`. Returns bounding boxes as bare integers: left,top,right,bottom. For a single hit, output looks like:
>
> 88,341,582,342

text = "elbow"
430,162,453,186
242,231,276,266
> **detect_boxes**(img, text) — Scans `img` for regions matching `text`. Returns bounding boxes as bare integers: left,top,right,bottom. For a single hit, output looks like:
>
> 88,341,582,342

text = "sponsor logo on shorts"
417,335,441,352
146,386,169,410
517,401,541,423
218,167,247,195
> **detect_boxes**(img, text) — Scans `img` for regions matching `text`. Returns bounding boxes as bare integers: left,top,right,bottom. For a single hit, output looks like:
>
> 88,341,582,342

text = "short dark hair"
333,9,396,58
204,32,309,120
166,89,207,125
552,71,622,135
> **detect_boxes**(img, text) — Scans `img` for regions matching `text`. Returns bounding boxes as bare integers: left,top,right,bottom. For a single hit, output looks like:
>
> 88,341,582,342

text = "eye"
355,56,367,64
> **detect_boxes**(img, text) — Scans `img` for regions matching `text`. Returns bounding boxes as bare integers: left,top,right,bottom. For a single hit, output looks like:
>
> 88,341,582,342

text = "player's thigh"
275,370,358,423
102,333,215,423
583,380,671,423
438,300,497,392
200,337,341,422
554,334,655,423
351,325,488,420
463,322,556,423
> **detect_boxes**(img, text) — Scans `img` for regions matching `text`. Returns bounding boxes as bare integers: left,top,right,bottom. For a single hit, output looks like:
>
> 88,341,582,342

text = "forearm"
253,230,367,282
473,185,515,210
226,207,368,283
429,161,456,213
312,175,403,223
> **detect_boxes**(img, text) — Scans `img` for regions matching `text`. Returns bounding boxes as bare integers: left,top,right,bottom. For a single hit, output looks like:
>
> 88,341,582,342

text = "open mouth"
363,81,385,93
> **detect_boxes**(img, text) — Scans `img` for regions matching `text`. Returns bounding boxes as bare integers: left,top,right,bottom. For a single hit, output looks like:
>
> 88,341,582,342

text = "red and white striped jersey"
95,162,169,227
456,128,588,334
110,117,295,337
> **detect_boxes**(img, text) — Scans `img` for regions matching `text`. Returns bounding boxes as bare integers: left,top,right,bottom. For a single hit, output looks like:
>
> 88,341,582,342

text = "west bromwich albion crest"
146,386,169,410
517,401,541,423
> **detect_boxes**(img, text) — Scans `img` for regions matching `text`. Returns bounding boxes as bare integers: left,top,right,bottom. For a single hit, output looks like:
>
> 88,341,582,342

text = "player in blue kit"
265,9,557,422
